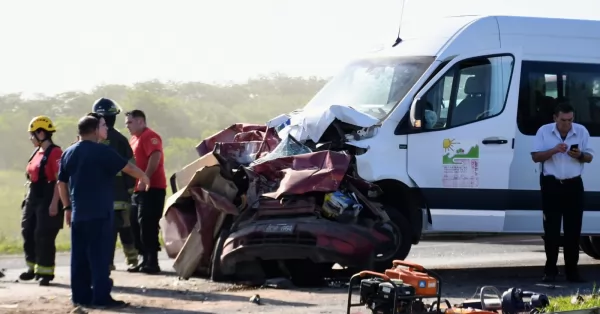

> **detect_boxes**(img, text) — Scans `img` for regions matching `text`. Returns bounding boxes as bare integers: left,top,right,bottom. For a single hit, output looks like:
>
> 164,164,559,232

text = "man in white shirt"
532,103,594,283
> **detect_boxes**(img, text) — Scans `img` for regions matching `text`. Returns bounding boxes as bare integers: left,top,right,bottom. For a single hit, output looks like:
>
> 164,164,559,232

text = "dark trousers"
131,188,166,255
541,175,584,276
71,216,114,306
21,192,62,275
110,208,138,265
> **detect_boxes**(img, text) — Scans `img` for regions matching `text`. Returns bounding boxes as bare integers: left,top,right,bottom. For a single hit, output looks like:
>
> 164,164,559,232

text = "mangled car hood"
269,104,380,143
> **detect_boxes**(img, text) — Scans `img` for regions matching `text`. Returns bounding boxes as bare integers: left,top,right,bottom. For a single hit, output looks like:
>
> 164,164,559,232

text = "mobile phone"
570,144,579,151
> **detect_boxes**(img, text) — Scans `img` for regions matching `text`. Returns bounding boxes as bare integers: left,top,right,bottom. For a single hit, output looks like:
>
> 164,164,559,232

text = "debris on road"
263,277,294,289
249,294,261,305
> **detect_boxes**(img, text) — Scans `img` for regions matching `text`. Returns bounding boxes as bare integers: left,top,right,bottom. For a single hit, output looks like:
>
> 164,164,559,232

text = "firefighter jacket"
101,127,136,210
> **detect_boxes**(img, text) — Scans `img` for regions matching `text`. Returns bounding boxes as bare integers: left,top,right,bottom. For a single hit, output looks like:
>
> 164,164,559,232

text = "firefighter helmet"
28,116,56,133
92,98,121,116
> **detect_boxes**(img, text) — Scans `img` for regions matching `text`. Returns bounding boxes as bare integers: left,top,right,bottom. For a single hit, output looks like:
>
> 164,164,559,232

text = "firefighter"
91,98,139,271
20,116,64,286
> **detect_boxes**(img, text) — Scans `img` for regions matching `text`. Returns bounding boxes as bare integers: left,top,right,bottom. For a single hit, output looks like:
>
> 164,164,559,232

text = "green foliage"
545,289,600,312
0,74,328,253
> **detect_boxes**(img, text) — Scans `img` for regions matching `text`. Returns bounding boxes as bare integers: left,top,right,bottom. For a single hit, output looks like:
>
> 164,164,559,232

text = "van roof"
367,15,600,63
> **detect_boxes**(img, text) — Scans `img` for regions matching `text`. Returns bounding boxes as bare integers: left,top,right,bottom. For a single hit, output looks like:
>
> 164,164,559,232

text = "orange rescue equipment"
385,260,438,297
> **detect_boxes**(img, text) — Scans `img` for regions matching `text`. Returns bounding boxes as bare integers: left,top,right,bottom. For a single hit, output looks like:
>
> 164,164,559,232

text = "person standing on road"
531,103,594,283
19,116,64,286
92,98,140,271
57,115,150,308
125,109,167,274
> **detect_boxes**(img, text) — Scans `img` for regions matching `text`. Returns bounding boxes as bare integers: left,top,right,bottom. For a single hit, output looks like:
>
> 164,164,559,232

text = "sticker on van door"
442,139,480,188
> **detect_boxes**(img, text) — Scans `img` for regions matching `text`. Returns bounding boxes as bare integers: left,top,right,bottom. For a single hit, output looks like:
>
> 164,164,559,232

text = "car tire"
210,229,230,282
372,208,413,272
585,236,600,259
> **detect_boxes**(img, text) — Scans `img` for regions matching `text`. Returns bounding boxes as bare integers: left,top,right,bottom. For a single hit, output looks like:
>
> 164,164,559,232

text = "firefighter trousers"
21,190,63,276
131,189,166,255
110,206,138,266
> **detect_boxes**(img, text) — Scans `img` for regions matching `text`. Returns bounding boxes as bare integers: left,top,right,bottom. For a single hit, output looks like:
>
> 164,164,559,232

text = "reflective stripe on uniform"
26,261,35,271
122,244,139,263
114,201,130,210
34,264,54,275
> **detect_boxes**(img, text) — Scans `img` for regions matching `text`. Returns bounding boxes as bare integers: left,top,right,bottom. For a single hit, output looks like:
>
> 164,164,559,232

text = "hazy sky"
1,0,599,96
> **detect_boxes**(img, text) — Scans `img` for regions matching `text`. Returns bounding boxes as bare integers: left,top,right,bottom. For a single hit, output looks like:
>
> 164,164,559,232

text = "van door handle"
482,137,508,145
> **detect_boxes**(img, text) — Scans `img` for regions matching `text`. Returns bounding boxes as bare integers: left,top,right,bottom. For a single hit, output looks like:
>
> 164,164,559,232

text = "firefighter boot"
19,269,36,281
140,251,161,274
38,274,54,286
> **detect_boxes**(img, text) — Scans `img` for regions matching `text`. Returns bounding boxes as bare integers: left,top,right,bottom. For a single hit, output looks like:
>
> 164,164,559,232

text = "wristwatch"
63,205,72,211
578,152,586,161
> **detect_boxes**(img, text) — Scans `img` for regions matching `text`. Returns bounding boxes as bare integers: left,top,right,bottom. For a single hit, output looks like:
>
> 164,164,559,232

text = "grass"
0,169,168,255
545,284,600,312
0,170,69,255
547,295,600,312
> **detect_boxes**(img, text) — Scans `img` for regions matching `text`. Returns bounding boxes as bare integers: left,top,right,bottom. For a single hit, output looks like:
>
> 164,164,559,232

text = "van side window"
421,55,514,130
518,61,600,136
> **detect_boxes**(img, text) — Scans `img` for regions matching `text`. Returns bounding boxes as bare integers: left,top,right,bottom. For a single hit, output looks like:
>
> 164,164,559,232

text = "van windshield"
303,56,435,120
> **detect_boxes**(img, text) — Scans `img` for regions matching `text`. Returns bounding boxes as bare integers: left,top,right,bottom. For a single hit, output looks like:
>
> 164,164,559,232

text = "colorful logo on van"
442,139,480,188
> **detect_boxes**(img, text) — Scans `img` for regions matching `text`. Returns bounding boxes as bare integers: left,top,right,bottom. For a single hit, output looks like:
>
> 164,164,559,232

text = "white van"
298,15,600,259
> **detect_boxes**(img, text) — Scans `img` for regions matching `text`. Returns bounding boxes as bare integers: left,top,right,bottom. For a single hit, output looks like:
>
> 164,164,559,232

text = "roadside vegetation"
546,286,600,312
0,75,328,254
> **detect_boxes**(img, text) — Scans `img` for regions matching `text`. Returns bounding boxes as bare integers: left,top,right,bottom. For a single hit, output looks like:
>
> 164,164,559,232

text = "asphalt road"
0,234,578,271
1,235,600,313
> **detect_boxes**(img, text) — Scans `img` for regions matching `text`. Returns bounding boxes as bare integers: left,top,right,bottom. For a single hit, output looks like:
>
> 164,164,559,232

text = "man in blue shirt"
58,115,149,309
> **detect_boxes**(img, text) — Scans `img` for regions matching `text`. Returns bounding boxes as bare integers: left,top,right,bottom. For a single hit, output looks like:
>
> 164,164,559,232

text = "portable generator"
346,260,444,314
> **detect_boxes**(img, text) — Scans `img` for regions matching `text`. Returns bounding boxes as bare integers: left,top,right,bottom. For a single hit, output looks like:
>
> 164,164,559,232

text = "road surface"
0,235,598,313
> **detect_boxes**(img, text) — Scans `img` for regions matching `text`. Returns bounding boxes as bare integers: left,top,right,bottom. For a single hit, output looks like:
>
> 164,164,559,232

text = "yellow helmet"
28,116,56,133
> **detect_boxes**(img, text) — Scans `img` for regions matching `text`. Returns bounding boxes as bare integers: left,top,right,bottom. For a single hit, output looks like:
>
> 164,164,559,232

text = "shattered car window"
251,135,312,166
303,56,435,119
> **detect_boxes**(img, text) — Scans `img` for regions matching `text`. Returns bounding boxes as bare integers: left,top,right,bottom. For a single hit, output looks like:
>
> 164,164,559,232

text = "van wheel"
372,207,412,272
580,236,600,259
586,236,600,260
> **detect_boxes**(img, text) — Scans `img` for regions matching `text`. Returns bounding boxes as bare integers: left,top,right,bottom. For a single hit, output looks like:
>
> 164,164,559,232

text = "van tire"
372,208,412,272
580,236,600,259
585,236,600,259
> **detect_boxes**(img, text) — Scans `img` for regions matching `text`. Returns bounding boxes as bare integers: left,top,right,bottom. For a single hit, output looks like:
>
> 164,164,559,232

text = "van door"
406,49,522,232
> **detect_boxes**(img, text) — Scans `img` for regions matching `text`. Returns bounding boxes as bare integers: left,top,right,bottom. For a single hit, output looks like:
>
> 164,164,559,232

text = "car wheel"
210,229,231,282
586,236,600,260
372,207,412,272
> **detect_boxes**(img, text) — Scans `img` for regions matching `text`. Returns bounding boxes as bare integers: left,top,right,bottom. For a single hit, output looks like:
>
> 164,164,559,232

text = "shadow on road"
102,306,208,314
113,285,314,307
423,235,544,246
304,264,600,301
431,264,600,299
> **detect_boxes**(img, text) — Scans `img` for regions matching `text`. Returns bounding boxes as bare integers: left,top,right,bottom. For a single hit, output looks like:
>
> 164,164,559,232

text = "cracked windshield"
304,56,434,119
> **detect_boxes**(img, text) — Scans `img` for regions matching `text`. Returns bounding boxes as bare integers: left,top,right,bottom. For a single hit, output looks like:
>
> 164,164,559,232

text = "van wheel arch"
374,179,427,245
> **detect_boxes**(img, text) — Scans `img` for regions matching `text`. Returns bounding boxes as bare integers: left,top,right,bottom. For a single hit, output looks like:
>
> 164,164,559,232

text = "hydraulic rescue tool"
501,287,549,314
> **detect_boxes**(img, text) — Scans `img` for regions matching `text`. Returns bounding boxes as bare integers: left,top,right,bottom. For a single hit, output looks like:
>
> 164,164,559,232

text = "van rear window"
517,60,600,136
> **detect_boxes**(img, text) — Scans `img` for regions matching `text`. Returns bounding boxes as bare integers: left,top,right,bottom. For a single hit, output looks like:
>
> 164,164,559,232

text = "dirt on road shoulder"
0,267,353,314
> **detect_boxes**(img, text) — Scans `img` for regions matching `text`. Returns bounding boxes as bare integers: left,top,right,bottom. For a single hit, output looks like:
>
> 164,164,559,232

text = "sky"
1,0,600,96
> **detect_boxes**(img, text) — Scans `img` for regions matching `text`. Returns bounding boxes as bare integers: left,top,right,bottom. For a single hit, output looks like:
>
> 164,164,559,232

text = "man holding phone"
532,103,594,283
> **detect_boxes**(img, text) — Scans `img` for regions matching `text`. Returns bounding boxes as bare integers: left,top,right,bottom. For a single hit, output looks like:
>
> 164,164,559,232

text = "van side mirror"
409,97,425,129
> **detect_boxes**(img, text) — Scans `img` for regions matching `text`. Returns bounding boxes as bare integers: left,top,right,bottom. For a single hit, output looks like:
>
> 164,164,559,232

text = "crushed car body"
160,105,415,284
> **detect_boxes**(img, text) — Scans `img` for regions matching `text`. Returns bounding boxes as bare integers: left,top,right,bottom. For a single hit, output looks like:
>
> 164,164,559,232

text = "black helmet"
92,98,121,116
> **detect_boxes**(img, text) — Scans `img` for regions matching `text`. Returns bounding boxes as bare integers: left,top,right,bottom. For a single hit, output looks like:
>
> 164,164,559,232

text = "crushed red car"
161,120,416,285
